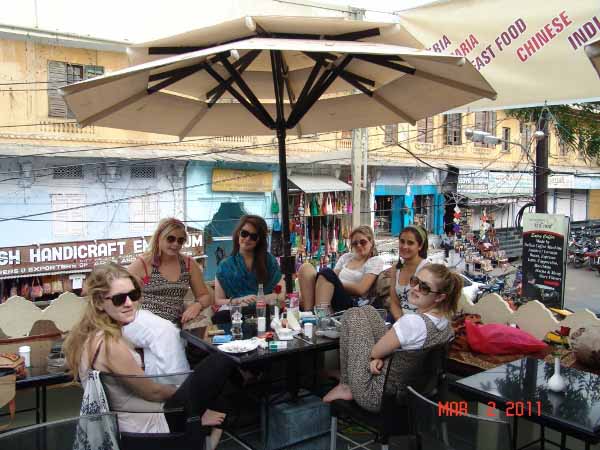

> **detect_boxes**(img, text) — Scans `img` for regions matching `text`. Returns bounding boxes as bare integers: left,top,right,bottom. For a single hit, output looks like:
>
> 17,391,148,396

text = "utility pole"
535,110,549,213
350,6,367,228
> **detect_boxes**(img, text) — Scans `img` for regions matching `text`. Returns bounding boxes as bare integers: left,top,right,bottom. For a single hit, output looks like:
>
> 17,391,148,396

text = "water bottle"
257,283,264,301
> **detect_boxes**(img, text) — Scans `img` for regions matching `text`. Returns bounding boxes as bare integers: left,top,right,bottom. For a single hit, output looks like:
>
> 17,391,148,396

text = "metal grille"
53,166,83,179
131,166,157,179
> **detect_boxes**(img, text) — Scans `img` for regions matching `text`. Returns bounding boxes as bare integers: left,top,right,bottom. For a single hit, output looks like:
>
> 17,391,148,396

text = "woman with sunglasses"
64,263,235,439
127,217,211,326
389,225,429,320
298,225,384,312
323,264,462,412
214,215,285,309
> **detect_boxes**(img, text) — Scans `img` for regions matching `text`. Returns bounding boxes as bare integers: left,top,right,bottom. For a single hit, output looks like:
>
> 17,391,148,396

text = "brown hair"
420,263,463,316
232,215,269,284
64,263,141,379
402,225,428,259
145,218,187,267
350,225,378,257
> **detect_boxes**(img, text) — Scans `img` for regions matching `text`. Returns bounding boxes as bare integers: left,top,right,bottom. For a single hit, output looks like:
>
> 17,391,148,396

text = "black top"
451,358,600,442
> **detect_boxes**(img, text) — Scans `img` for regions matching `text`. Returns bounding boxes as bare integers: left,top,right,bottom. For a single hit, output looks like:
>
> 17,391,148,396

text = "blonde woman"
127,218,211,326
64,263,234,438
298,225,384,312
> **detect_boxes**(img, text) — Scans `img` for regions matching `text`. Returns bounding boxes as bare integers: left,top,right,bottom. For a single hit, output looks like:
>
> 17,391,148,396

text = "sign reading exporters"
0,233,203,278
212,169,273,193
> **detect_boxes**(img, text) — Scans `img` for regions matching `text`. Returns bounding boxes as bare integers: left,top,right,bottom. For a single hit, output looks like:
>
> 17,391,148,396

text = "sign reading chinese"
522,213,569,308
0,233,203,278
212,169,273,193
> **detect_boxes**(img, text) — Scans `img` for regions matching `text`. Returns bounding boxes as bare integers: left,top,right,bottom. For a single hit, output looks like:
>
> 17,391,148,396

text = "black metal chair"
407,386,515,450
99,371,209,450
0,413,119,450
329,342,450,450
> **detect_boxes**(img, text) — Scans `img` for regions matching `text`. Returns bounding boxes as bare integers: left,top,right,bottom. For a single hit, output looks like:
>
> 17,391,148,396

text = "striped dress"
140,256,190,325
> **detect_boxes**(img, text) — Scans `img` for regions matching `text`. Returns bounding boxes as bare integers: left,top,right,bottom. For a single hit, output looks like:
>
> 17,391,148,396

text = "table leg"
35,386,40,424
513,416,518,450
560,433,566,450
42,386,47,423
540,425,545,450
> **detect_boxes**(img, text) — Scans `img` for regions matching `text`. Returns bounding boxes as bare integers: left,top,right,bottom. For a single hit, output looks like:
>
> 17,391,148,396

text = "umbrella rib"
147,63,206,94
178,103,209,141
78,90,148,128
302,52,374,86
217,54,275,127
293,56,324,114
412,69,498,100
202,62,274,129
371,92,416,125
353,54,416,75
206,49,261,100
287,55,353,129
279,53,303,137
338,72,373,97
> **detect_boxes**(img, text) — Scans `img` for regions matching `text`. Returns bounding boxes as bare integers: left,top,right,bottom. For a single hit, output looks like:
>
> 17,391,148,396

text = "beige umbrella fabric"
585,39,600,79
60,15,497,291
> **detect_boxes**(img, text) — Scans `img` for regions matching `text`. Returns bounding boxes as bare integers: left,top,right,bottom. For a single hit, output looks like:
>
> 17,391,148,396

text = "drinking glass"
314,303,330,329
230,304,243,323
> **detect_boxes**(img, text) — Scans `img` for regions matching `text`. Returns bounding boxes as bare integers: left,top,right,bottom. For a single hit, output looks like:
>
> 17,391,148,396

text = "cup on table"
304,322,314,339
314,303,330,328
230,304,243,323
18,345,31,367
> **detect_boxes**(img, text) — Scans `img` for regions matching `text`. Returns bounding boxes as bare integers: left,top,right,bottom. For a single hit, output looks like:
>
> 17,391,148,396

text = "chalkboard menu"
522,213,570,308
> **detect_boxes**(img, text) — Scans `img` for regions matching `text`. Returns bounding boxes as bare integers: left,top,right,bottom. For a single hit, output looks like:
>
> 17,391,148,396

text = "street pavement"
564,265,600,314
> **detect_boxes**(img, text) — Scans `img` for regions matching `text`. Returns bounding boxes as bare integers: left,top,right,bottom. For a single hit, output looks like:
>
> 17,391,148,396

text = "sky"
0,0,437,43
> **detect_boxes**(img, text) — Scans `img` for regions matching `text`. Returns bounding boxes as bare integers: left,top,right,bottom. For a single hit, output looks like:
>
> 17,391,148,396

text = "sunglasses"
240,229,259,241
351,239,369,248
166,235,186,245
105,288,142,307
409,275,442,295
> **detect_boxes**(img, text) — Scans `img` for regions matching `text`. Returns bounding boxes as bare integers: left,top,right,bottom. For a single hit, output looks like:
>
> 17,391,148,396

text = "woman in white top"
323,264,462,412
64,263,234,442
389,225,429,320
298,225,384,312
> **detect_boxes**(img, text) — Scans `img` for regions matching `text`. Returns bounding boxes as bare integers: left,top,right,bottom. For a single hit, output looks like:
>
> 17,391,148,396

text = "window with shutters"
129,196,159,234
520,121,533,152
474,111,497,148
53,166,84,179
131,166,157,179
502,127,511,152
51,194,85,237
48,61,104,118
444,113,462,145
417,117,434,143
384,124,398,144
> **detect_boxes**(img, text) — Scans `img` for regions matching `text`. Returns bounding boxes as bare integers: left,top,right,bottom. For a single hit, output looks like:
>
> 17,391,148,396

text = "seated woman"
214,215,285,312
298,225,384,312
323,264,462,413
64,263,234,447
389,225,429,320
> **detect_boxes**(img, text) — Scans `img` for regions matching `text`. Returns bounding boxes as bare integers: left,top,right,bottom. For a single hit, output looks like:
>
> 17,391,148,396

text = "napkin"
212,335,233,344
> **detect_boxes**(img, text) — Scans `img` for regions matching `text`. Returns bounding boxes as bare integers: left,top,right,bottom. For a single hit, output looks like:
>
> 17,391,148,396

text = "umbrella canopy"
61,15,497,291
585,39,600,79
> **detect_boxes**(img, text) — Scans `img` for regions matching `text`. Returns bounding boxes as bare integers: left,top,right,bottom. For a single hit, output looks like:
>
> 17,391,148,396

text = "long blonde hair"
350,225,378,257
64,263,141,379
145,218,187,267
420,264,463,316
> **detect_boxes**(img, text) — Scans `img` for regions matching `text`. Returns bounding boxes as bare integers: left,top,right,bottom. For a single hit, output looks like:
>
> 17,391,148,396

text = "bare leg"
298,263,317,310
315,276,335,309
323,383,353,403
210,428,223,449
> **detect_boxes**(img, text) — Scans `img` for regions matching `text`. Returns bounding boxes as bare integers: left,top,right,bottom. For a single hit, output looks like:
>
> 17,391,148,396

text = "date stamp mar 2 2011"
437,400,542,417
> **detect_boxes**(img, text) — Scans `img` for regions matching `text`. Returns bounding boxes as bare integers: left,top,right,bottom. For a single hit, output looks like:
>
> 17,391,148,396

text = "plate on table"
218,339,260,354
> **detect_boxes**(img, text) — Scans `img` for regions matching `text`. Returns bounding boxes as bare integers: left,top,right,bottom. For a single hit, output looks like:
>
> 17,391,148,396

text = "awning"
288,175,351,193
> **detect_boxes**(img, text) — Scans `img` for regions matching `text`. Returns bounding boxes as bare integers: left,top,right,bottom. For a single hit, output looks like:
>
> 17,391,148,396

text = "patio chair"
407,386,515,450
99,371,209,450
0,412,119,450
329,342,450,450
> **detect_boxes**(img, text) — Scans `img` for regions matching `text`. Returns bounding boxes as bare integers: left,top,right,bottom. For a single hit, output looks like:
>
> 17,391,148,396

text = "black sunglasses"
409,275,443,295
351,238,369,248
240,229,259,241
166,235,186,245
105,288,142,307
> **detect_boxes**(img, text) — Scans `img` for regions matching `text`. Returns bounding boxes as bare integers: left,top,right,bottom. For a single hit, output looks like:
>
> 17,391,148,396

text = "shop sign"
457,170,489,195
548,174,574,189
522,213,569,309
0,233,203,278
488,171,533,195
212,169,273,193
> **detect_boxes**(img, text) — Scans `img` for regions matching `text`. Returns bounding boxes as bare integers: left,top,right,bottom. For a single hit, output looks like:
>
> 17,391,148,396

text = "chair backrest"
383,341,450,402
100,371,191,413
0,413,119,450
407,386,514,450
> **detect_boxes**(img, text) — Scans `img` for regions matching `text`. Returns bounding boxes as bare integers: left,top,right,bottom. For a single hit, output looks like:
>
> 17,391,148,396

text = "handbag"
31,278,43,299
0,353,26,379
20,282,30,299
0,372,16,431
74,370,120,450
42,278,52,295
51,278,64,294
271,191,280,215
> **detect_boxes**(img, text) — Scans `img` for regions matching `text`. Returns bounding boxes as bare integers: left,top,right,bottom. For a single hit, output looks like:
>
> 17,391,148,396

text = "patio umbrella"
61,15,497,292
585,38,600,79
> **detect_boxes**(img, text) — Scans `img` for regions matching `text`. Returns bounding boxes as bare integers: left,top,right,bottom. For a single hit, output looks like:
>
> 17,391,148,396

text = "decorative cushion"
570,325,600,369
368,268,393,310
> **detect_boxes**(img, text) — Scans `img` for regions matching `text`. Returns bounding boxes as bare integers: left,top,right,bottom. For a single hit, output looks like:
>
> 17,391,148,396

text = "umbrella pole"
276,127,294,294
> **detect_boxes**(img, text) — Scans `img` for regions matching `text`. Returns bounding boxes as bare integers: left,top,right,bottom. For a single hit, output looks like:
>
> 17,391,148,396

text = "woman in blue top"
214,215,285,308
